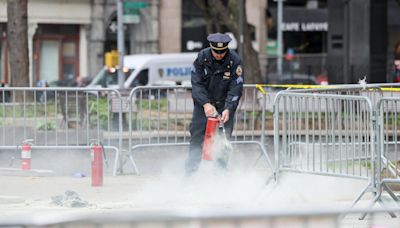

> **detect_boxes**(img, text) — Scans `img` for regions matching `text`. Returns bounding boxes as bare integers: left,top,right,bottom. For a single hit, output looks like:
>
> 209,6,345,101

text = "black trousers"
185,103,235,174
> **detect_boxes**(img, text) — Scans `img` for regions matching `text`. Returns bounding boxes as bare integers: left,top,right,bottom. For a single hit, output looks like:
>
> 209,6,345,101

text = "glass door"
61,40,79,82
38,40,60,84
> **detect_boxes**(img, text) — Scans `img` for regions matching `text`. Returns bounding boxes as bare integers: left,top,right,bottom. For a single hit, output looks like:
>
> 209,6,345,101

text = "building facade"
0,0,160,86
3,0,396,86
0,0,268,87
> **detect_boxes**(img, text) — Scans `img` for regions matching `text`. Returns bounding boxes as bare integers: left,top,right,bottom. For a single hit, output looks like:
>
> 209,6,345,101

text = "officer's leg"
185,104,207,174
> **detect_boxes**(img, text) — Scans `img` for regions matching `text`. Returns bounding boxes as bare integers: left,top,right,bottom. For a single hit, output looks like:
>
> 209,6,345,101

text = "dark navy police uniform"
185,33,244,174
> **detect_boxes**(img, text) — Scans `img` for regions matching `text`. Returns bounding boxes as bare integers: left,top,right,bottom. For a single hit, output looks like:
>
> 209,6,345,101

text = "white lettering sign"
186,40,203,50
281,22,328,32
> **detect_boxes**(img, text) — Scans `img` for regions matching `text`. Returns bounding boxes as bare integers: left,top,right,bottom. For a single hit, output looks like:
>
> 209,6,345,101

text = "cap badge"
217,42,223,47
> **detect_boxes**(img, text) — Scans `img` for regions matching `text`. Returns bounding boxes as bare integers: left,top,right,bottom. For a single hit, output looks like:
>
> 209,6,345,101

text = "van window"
131,69,149,87
92,68,133,87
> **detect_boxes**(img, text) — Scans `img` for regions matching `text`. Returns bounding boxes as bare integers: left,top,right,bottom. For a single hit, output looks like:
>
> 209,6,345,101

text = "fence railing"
272,83,400,218
126,85,275,174
0,87,123,175
2,84,400,189
1,84,400,222
2,206,399,227
273,91,375,180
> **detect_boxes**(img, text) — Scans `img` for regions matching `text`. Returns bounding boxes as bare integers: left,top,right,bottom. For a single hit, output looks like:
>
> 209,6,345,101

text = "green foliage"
38,122,56,131
0,102,57,118
138,99,168,111
88,97,110,130
362,160,372,169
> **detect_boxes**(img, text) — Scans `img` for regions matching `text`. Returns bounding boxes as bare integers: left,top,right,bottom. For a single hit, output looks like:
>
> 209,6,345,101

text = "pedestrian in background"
393,42,400,83
185,32,244,175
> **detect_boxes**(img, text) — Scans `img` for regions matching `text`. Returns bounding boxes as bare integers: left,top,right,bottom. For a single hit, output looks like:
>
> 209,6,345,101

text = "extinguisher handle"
99,142,109,168
22,139,34,144
219,122,226,134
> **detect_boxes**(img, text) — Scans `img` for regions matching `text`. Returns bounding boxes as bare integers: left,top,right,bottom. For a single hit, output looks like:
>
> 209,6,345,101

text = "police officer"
185,32,244,174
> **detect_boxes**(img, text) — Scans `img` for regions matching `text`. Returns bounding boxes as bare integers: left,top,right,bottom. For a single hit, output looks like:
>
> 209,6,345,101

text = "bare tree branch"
192,0,262,83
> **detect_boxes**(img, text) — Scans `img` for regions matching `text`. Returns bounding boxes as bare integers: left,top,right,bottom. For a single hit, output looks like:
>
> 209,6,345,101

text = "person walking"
185,32,244,175
392,42,400,82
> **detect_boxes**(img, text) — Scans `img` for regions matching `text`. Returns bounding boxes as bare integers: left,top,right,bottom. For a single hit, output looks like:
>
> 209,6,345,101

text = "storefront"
33,24,80,85
0,0,90,86
268,6,328,54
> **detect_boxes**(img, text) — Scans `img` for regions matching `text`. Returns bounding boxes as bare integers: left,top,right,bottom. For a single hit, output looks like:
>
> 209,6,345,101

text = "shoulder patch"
236,65,243,76
236,76,243,84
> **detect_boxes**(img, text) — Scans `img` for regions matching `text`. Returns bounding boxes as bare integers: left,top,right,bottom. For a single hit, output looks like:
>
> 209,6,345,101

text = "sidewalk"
0,167,399,227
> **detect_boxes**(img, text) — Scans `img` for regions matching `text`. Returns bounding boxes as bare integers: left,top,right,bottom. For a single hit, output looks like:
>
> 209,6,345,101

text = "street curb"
0,168,54,177
0,195,25,205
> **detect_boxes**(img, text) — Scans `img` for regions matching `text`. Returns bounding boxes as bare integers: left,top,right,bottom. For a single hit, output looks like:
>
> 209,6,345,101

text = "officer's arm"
224,65,244,112
191,57,210,106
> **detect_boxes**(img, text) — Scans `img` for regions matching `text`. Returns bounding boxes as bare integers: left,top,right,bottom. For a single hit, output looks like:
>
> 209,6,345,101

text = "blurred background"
0,0,399,87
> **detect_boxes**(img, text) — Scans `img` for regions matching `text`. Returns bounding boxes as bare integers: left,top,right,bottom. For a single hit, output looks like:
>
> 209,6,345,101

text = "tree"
192,0,262,84
7,0,29,88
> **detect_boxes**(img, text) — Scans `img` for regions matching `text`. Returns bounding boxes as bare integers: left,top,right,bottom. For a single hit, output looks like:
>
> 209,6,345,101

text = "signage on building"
281,22,328,32
123,14,140,24
186,40,203,51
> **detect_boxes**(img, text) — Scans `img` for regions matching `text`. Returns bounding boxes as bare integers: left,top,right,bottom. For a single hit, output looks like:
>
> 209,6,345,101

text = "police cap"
207,33,232,54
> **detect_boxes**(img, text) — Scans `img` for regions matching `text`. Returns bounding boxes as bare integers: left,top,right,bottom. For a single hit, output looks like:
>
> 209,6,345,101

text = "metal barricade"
273,90,375,181
2,206,400,227
126,85,274,174
272,83,400,219
368,96,400,217
0,87,123,175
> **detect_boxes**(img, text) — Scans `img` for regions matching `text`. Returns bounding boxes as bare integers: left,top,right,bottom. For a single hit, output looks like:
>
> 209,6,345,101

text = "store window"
62,41,78,81
33,24,79,85
181,0,208,52
39,40,59,83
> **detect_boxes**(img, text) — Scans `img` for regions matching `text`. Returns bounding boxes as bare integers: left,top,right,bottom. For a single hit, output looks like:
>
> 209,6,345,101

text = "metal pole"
117,0,125,89
276,0,283,75
238,0,244,62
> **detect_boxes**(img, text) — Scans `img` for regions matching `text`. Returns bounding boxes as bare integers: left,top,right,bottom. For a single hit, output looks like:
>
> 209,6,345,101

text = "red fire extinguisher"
91,143,103,187
202,117,219,160
21,140,33,170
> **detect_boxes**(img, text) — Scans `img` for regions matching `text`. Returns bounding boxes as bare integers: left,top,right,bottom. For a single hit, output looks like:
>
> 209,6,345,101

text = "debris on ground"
51,190,91,208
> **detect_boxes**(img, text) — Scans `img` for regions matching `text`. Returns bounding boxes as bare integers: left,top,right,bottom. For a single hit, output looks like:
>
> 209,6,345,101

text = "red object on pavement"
91,144,103,187
202,117,219,161
21,143,32,170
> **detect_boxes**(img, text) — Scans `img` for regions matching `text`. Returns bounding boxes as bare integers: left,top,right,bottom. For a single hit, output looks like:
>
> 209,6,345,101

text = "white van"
88,53,197,89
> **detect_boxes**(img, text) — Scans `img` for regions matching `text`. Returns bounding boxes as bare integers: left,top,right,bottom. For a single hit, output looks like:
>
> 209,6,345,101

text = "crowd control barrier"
0,87,123,175
1,206,399,227
126,85,275,174
272,83,400,219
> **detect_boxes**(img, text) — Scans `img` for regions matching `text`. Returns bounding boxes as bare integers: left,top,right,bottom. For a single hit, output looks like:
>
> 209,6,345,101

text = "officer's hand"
203,103,217,117
220,109,230,123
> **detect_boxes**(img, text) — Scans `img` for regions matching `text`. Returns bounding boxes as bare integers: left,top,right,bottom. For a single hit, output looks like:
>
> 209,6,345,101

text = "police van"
87,53,197,89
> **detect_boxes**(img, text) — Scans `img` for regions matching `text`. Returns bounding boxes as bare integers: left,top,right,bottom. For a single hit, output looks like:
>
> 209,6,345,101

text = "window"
33,24,79,85
131,69,149,87
39,40,59,83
